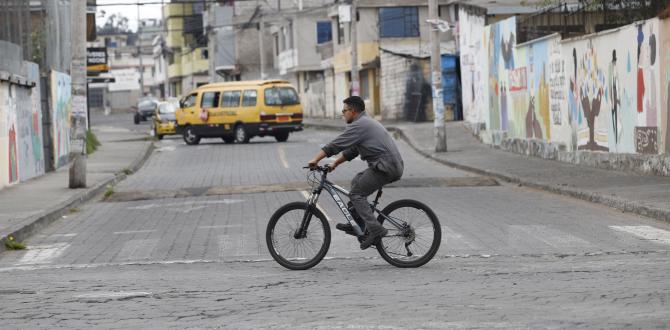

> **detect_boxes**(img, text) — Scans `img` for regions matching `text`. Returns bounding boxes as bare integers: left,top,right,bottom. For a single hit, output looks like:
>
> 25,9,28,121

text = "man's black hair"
343,96,365,113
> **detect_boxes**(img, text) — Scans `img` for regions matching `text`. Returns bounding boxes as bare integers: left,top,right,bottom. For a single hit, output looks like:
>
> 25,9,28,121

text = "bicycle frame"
297,168,407,238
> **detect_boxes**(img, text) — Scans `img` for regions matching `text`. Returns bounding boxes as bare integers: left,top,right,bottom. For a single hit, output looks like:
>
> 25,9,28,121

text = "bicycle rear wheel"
266,202,331,270
376,199,441,268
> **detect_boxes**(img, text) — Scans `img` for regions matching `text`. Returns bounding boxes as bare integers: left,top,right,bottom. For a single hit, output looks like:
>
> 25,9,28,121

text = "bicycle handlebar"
302,165,331,172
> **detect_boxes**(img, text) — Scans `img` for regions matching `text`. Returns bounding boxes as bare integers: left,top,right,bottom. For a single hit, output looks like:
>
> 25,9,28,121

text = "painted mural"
0,83,15,187
50,71,72,169
18,63,45,181
486,17,517,133
508,35,560,141
461,14,668,156
458,7,488,127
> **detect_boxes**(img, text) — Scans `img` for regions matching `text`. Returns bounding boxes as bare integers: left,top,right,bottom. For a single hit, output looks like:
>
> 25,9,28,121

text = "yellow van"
175,80,303,145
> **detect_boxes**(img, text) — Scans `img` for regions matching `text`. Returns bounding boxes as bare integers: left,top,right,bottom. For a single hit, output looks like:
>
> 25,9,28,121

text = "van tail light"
260,112,276,121
292,113,303,119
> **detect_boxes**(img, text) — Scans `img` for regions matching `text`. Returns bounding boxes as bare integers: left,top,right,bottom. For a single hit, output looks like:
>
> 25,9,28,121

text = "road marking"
17,243,69,265
610,225,670,245
113,230,156,235
508,225,593,249
199,224,242,229
127,199,244,211
74,291,152,301
117,239,159,261
278,145,289,168
441,226,483,251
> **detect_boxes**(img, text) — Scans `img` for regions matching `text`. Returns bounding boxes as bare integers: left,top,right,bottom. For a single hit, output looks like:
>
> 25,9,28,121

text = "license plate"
277,115,290,122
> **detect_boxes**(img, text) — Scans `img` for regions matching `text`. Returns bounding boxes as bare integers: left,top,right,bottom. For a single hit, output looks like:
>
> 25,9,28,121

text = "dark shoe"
336,223,357,236
360,227,388,250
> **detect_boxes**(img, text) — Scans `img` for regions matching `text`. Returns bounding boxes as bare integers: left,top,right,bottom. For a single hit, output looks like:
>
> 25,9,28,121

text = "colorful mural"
50,71,72,169
461,14,668,156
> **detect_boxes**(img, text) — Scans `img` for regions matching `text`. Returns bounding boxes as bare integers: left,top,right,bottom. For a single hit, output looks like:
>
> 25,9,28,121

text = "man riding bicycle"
308,96,404,250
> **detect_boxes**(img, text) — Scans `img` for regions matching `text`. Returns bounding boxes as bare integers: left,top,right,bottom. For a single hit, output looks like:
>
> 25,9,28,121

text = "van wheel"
183,126,200,145
134,113,140,124
234,124,249,144
274,132,289,142
222,137,235,144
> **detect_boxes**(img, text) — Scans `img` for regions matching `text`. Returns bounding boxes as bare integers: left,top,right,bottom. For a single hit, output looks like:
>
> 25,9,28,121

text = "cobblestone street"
1,115,669,328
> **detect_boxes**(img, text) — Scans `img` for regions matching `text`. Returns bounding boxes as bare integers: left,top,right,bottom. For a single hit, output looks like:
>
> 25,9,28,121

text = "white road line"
278,145,289,168
113,230,156,235
508,225,593,249
17,243,70,265
117,239,159,261
610,225,670,245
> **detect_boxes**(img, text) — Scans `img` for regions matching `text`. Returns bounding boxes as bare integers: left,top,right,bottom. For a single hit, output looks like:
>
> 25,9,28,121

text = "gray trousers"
350,167,396,234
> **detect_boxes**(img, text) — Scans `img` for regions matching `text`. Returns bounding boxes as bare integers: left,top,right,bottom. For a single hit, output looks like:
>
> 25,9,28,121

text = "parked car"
151,99,179,140
134,97,159,124
175,80,303,145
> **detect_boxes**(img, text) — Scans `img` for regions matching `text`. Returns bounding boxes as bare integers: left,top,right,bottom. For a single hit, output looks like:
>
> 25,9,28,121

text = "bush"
86,130,101,155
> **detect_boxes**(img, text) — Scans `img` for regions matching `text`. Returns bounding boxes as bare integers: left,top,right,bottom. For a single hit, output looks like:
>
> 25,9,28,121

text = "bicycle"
266,165,442,270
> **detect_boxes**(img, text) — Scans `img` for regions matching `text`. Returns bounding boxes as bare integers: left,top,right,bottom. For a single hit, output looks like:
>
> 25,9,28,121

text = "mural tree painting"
577,40,609,151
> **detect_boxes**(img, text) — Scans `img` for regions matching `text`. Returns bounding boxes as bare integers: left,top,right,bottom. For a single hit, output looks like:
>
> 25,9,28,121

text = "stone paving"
1,122,669,328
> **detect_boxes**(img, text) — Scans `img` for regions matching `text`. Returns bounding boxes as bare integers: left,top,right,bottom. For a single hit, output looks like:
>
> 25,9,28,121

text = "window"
182,93,197,108
200,92,220,108
317,21,332,44
264,87,299,106
201,49,209,59
379,7,419,38
221,90,241,107
242,90,257,107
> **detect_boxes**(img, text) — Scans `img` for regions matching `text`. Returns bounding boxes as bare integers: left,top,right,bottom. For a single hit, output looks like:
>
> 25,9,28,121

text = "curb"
305,121,670,224
0,141,155,252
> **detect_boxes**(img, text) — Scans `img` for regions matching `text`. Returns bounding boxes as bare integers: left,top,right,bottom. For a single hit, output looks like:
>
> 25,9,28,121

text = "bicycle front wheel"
376,199,441,268
266,202,331,270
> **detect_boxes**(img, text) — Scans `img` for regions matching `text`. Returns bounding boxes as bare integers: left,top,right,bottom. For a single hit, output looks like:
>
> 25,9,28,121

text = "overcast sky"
96,0,165,32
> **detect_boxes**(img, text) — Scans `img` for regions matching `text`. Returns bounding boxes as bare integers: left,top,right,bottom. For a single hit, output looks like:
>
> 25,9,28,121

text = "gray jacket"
322,112,404,180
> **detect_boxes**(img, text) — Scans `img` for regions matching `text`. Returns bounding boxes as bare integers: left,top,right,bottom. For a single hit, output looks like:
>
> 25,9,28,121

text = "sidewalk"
305,118,670,224
0,125,153,251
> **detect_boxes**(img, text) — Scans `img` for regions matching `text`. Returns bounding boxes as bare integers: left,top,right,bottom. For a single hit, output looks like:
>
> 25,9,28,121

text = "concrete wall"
460,15,670,175
458,7,488,130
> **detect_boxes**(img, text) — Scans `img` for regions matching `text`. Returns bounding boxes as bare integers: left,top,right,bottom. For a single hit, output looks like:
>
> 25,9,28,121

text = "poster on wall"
50,70,72,169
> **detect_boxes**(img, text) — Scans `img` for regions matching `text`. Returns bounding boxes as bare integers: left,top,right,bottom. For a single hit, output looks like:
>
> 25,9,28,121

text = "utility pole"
349,1,359,96
259,14,266,80
70,0,87,188
137,1,145,95
429,0,447,152
162,0,169,98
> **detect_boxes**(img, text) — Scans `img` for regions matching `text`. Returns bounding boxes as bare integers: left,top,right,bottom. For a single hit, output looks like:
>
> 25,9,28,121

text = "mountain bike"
266,165,441,270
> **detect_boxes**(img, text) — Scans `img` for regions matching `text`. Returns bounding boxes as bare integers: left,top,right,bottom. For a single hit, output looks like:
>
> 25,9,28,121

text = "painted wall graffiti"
0,83,18,187
50,71,72,169
18,63,45,181
485,17,517,134
461,14,668,156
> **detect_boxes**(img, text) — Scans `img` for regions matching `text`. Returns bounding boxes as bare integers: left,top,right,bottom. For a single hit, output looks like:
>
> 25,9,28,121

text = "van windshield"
264,87,300,106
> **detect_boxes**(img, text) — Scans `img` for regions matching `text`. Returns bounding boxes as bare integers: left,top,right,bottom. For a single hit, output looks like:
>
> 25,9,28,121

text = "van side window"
183,93,197,107
201,92,220,108
242,90,257,107
222,90,241,107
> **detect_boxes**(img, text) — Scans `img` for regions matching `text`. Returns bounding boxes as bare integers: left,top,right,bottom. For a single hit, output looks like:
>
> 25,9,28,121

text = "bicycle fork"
295,191,320,239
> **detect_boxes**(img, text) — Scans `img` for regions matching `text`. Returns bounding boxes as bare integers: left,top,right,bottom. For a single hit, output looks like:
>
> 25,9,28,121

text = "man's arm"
321,123,362,157
308,150,327,169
